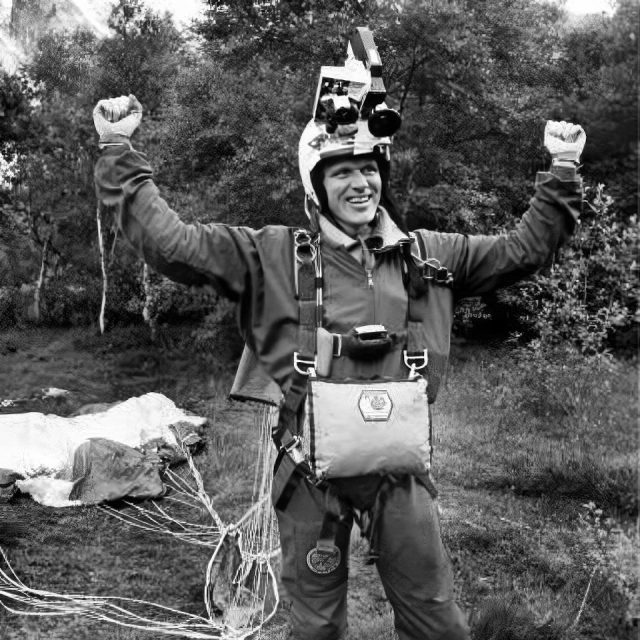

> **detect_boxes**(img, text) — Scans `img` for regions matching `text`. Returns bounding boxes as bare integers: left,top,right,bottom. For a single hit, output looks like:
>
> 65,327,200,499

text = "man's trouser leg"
274,475,353,640
375,476,470,640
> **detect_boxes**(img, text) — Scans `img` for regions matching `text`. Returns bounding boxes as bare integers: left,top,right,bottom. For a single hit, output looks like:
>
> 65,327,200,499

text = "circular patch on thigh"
306,545,341,575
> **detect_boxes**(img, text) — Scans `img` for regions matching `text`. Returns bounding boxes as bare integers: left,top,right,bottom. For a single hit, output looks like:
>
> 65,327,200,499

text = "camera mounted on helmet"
312,27,401,138
299,28,401,219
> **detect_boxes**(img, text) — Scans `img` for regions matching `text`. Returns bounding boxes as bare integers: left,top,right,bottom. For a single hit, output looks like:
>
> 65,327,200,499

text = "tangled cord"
0,405,282,639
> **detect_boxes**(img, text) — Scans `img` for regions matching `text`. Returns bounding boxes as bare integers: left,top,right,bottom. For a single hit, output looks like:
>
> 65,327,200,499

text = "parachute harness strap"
272,229,323,483
293,228,322,378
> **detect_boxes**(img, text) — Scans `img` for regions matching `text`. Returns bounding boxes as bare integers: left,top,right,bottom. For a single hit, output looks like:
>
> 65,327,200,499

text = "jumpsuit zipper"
367,265,376,324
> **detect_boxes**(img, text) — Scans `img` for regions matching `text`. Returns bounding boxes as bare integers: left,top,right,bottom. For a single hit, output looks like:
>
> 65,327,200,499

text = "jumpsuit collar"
318,207,411,253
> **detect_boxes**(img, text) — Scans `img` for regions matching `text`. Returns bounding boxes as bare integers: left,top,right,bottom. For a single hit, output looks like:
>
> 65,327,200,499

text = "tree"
553,0,638,215
0,71,37,151
12,0,190,329
29,28,97,97
5,89,97,322
96,0,187,114
0,0,635,351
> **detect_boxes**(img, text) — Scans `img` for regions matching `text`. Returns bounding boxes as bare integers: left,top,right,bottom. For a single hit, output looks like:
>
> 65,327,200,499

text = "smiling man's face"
322,155,381,237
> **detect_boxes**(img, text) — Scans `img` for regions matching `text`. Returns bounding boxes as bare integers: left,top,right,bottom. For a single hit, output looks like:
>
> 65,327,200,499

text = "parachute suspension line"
100,496,221,548
0,547,228,639
183,432,225,531
252,403,278,505
203,404,281,636
100,428,225,547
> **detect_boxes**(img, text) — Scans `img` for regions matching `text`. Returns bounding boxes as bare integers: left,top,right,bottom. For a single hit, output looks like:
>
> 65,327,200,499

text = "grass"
434,344,638,518
433,342,638,639
0,325,637,639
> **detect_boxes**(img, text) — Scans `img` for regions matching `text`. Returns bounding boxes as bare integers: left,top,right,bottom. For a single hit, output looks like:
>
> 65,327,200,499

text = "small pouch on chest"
300,375,431,481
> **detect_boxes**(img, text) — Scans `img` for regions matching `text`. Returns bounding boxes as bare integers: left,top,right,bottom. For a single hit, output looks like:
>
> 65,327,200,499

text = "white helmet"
298,118,392,217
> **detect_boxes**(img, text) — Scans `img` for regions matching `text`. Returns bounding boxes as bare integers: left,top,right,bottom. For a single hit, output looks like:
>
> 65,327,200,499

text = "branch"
571,566,598,630
448,127,508,147
399,42,419,115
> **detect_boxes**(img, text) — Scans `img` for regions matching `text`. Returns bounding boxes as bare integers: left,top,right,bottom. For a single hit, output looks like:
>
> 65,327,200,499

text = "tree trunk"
96,205,107,334
32,234,49,323
142,262,158,342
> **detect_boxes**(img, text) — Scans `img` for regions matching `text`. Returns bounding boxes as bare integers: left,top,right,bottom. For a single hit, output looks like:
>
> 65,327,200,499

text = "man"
93,69,583,639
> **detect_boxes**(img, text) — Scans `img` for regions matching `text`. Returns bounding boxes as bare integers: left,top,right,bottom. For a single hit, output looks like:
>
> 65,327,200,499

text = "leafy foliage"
29,28,98,97
496,183,639,354
0,0,190,328
0,0,636,354
0,71,37,149
98,0,186,114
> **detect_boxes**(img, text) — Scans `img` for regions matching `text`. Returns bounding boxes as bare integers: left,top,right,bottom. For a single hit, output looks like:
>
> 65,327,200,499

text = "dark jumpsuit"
95,146,581,640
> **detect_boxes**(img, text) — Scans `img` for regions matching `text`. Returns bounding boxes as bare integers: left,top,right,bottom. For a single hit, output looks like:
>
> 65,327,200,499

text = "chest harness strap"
271,230,323,509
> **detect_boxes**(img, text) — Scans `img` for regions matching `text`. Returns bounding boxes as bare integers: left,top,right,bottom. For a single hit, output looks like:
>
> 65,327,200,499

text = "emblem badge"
306,545,341,575
358,389,393,422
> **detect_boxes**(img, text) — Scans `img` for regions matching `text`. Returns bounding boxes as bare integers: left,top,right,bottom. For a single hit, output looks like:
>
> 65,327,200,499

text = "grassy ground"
0,325,637,639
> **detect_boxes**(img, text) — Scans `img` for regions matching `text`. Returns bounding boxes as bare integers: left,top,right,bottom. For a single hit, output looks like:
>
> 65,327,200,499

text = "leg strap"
272,450,300,512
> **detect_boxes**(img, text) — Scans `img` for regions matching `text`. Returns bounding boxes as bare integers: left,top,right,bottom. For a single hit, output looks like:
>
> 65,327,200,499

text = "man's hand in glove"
544,120,586,164
93,94,142,147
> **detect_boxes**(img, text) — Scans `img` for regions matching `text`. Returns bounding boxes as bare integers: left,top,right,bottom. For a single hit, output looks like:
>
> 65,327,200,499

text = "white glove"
544,120,586,163
93,94,142,143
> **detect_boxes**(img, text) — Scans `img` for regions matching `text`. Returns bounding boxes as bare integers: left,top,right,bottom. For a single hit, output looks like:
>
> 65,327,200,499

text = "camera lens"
327,95,358,126
368,109,402,137
333,104,359,125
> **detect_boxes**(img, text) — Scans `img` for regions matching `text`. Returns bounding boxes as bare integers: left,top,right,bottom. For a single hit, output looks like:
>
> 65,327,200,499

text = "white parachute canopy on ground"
0,392,207,506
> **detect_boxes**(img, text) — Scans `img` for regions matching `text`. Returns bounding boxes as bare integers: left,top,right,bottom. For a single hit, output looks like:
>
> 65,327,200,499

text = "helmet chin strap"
304,195,322,234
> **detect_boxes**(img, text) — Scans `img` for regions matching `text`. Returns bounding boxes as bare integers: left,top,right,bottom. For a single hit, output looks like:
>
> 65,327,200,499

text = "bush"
472,596,563,640
437,342,638,517
133,270,219,325
190,299,243,366
40,279,102,327
490,447,637,518
495,345,637,516
103,259,145,327
496,183,639,355
0,286,19,330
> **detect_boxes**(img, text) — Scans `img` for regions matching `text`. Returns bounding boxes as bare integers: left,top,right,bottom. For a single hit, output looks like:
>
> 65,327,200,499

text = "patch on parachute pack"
306,545,341,575
358,389,393,422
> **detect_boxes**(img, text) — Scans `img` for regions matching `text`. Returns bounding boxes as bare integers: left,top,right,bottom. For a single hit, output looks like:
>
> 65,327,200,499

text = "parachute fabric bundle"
0,404,282,639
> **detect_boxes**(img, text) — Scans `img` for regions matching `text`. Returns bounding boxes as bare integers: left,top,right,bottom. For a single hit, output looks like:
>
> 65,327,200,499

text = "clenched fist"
544,120,586,163
93,94,142,144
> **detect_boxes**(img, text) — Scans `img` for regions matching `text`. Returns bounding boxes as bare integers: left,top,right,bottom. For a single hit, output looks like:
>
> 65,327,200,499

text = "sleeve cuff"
549,159,579,181
98,134,132,150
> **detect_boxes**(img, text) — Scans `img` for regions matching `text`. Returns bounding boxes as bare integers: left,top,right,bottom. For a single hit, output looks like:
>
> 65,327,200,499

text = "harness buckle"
420,259,453,285
434,266,451,284
307,471,327,488
293,352,317,376
281,435,306,466
294,230,317,263
403,349,428,377
283,434,301,452
294,229,321,297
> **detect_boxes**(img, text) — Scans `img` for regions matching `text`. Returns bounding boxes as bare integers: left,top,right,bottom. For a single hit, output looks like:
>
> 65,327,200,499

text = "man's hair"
310,153,407,233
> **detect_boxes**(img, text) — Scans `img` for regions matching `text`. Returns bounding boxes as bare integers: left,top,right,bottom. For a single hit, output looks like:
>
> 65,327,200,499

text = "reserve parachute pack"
271,226,451,489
